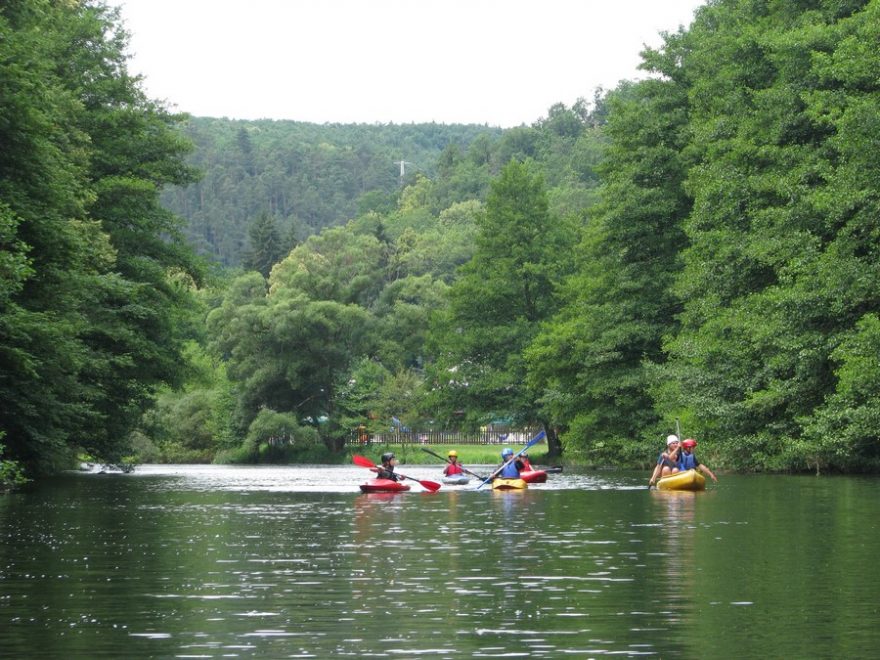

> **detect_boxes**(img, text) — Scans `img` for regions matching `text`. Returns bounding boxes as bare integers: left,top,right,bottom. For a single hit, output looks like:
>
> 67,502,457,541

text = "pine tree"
243,212,285,278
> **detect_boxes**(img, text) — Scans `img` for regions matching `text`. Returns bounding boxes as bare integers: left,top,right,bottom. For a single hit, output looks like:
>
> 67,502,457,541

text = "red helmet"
682,438,697,449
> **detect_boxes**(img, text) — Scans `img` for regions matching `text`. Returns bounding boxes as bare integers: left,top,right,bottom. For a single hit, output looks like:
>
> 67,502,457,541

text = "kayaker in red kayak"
443,450,465,477
374,452,404,481
520,452,534,471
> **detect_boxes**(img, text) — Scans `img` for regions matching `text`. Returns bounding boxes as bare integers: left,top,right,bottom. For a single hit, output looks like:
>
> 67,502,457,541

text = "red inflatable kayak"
359,478,411,493
520,470,548,484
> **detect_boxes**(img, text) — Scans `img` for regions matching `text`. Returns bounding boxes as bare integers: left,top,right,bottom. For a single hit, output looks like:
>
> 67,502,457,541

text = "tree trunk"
544,424,563,457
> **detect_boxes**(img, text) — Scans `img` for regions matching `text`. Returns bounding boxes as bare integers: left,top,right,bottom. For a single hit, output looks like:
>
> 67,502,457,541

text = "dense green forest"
2,0,879,484
160,119,505,267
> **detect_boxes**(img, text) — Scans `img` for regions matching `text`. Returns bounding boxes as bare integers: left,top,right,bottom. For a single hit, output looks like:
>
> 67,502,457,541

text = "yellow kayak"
492,478,527,491
657,468,706,491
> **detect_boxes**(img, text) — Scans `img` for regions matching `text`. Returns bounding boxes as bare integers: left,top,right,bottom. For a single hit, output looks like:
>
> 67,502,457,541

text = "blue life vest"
678,452,699,470
499,460,521,479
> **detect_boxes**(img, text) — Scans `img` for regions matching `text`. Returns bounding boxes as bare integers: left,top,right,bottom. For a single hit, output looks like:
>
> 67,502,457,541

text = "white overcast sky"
107,0,705,127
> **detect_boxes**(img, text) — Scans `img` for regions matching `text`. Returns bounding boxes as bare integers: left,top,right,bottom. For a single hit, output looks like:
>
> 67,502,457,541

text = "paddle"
353,455,442,492
476,430,546,490
419,447,487,480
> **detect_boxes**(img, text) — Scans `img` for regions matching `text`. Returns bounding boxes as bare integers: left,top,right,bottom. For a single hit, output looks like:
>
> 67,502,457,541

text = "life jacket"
377,466,401,481
657,452,678,469
678,452,699,471
499,459,522,479
444,462,464,476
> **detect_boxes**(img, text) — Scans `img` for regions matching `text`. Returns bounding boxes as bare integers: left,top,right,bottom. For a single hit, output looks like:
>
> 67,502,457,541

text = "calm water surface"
1,465,878,658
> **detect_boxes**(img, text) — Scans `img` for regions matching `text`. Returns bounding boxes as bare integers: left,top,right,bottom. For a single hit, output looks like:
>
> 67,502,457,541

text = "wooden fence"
346,428,543,447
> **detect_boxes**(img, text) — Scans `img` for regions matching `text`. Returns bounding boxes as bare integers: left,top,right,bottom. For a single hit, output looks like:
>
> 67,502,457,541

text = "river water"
0,464,878,658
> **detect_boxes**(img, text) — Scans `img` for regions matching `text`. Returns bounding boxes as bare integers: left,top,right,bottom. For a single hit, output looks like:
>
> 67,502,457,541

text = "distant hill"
161,117,503,267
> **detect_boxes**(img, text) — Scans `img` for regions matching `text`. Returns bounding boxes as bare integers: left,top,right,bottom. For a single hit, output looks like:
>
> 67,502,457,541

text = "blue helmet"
501,447,514,458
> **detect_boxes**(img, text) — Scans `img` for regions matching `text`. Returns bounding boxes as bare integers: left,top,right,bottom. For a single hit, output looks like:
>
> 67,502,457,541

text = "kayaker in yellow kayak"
678,438,718,483
497,447,524,479
648,435,681,487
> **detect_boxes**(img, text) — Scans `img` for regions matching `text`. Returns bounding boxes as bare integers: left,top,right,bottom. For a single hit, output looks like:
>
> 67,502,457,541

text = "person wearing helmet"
648,434,681,487
375,452,403,481
677,438,718,482
519,451,534,472
443,450,464,476
498,447,524,479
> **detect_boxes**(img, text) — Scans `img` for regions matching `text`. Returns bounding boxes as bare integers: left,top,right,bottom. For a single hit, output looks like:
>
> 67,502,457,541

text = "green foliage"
655,0,877,466
243,211,288,277
0,437,29,491
373,274,449,368
8,0,878,474
132,335,236,463
161,119,502,267
239,408,321,461
427,160,576,445
528,73,693,455
0,1,200,474
803,314,880,472
521,0,880,472
208,234,380,452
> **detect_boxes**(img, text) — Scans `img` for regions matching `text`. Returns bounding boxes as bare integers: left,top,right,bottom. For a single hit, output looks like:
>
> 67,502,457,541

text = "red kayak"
520,470,548,484
359,478,411,493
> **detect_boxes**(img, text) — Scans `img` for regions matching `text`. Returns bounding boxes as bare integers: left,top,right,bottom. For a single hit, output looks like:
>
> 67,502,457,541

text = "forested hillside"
4,0,879,482
160,119,504,267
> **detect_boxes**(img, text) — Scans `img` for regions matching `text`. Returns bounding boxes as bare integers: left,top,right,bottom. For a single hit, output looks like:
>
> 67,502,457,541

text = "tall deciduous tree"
526,67,693,462
656,0,879,470
209,230,383,451
428,160,573,453
0,0,200,472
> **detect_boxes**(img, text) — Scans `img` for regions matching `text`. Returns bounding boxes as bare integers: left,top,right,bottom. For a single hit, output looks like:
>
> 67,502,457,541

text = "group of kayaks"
357,428,712,493
361,467,705,492
359,464,708,492
358,432,554,493
359,468,551,493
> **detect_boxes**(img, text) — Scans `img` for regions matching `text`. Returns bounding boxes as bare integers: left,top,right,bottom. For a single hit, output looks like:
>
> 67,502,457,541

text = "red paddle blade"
397,473,441,492
353,455,376,468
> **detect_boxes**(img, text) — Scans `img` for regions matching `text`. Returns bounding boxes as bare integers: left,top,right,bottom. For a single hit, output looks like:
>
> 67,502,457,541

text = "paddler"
678,438,718,483
648,435,681,487
496,447,524,479
374,452,404,482
443,450,465,477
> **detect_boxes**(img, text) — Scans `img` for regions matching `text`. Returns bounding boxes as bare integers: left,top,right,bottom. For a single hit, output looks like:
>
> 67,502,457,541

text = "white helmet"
666,434,680,446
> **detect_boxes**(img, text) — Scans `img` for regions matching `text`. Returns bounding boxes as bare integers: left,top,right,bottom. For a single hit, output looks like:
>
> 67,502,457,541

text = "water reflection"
0,469,878,657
